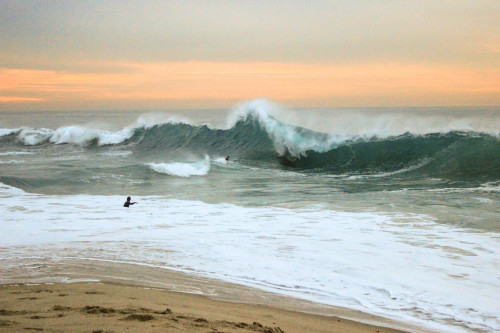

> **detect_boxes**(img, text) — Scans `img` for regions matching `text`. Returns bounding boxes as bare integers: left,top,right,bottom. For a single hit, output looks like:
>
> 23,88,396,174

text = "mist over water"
1,101,499,332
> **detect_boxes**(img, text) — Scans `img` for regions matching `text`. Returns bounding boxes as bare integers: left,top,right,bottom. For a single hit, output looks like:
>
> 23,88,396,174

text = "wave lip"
19,128,54,145
229,99,348,157
1,125,136,146
0,115,194,147
0,128,22,137
1,101,498,180
49,125,135,145
147,156,210,177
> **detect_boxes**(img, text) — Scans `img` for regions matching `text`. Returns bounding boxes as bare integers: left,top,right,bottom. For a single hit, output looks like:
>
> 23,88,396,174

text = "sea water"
1,100,499,332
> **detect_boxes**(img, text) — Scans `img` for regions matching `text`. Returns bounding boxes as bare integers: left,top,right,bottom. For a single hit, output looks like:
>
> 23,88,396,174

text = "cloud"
0,96,45,102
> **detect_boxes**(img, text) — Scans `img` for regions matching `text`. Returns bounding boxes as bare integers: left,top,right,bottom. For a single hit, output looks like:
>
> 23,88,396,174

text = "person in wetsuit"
123,196,138,207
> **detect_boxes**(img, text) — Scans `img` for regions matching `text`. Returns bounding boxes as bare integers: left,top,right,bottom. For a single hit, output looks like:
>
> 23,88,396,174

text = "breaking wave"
1,101,499,180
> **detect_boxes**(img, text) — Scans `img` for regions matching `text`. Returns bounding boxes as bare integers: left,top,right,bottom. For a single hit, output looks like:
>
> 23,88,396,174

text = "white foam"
0,128,21,137
135,113,194,129
0,181,27,196
147,156,210,177
1,185,499,332
18,128,53,145
46,114,198,146
213,157,228,164
426,182,500,194
0,151,34,156
3,101,498,152
0,159,25,165
50,125,135,145
226,99,500,154
228,99,347,157
0,115,197,148
99,150,133,157
347,158,432,179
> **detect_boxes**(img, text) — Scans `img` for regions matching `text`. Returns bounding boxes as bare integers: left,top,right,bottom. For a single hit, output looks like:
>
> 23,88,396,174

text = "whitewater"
1,101,499,332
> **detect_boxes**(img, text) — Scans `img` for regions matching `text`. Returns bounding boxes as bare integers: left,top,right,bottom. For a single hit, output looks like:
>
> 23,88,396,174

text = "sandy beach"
0,282,412,333
2,1,499,331
0,259,422,333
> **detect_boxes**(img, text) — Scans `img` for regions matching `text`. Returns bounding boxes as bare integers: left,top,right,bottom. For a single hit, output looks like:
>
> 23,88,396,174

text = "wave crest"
50,126,135,145
228,99,349,157
1,101,498,179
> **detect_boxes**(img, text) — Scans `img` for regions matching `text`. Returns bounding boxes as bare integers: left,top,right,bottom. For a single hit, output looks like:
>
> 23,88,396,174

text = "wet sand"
0,282,413,333
0,258,425,333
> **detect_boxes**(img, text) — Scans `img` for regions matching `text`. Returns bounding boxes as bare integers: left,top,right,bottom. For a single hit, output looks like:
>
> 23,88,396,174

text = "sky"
0,0,499,111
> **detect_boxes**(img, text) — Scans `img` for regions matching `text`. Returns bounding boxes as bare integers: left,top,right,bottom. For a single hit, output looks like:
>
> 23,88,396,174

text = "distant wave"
0,126,129,146
0,114,192,147
147,156,210,177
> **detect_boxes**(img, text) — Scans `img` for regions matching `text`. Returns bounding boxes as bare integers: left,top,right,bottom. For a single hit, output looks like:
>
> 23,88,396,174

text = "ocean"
1,100,499,332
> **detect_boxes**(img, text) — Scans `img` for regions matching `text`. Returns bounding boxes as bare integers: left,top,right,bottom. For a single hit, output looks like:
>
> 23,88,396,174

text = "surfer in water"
225,156,230,161
123,196,138,207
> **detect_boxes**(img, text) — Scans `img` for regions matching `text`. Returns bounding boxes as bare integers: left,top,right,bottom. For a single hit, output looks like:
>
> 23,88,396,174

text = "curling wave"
1,104,499,180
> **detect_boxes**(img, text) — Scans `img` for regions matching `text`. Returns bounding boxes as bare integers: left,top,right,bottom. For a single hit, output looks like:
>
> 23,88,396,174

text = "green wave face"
127,115,499,180
1,112,499,181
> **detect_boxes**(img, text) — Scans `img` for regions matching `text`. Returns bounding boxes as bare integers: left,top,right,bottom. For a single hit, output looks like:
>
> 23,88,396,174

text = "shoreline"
1,282,411,333
0,258,430,333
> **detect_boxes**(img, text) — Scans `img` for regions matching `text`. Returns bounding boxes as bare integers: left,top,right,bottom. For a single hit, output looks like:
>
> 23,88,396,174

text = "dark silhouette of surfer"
123,196,138,207
225,156,230,161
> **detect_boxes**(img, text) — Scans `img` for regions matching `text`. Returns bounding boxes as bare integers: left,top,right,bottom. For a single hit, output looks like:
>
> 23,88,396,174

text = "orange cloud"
1,62,499,109
0,96,45,102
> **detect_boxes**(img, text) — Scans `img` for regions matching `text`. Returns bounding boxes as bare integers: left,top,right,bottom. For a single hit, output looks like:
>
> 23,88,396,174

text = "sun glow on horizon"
1,61,499,110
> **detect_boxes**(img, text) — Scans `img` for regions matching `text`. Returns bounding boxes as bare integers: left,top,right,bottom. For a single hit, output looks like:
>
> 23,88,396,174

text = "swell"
112,115,500,180
279,132,500,180
1,109,499,180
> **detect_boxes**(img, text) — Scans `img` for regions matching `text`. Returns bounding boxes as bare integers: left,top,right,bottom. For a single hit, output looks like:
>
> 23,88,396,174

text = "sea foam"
147,156,210,177
1,184,499,332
